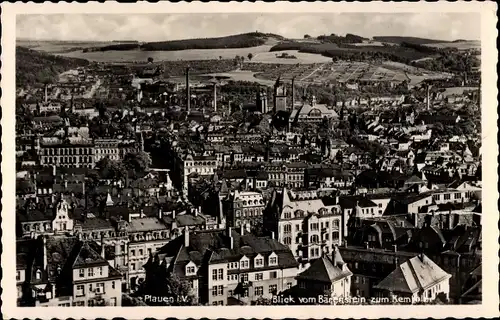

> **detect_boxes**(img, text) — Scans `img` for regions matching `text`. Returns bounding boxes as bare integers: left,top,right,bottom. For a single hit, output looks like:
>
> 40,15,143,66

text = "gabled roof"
296,250,352,283
374,254,451,294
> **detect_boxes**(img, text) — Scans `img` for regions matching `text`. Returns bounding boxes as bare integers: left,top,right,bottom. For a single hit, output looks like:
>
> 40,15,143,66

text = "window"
254,286,264,296
269,284,277,294
241,273,248,282
218,285,224,296
269,256,277,265
131,263,136,271
212,286,218,296
454,193,461,199
255,258,264,267
311,223,319,231
16,271,21,281
139,249,143,256
284,224,292,234
131,250,135,257
444,194,451,200
241,259,249,269
95,283,105,294
255,273,263,281
186,266,196,275
76,284,85,297
287,282,292,289
112,281,115,289
228,290,233,297
433,195,440,201
354,276,359,284
332,231,339,241
269,271,277,279
378,203,382,208
218,268,224,280
98,267,103,276
283,237,291,245
78,268,85,278
88,268,94,277
212,269,217,281
295,225,300,232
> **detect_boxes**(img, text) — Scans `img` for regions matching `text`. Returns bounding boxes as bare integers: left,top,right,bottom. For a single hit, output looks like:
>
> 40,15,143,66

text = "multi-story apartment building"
144,227,300,305
264,188,343,262
16,236,122,307
39,139,95,168
223,190,265,230
94,138,142,163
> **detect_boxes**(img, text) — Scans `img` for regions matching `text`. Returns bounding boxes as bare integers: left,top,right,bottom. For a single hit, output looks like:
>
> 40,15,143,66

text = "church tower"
273,77,287,112
256,87,269,113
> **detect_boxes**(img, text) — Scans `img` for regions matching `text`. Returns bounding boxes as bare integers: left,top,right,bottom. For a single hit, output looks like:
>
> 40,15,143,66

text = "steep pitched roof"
374,254,451,293
296,253,352,283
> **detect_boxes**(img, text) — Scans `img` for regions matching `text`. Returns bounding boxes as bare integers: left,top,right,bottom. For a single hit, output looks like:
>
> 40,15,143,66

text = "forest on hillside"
85,32,284,52
16,46,90,86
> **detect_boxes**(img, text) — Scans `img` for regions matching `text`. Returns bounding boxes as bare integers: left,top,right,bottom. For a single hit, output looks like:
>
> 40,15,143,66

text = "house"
374,254,451,304
17,236,122,307
294,247,352,303
264,188,343,262
144,227,299,306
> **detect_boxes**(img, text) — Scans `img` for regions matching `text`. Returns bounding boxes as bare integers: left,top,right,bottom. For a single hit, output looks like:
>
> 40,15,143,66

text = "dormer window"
255,255,264,268
269,253,278,266
35,269,42,280
240,257,249,269
186,266,196,275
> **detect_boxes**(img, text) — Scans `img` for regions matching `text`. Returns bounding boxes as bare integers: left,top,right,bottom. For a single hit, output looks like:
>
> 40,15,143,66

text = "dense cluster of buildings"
16,60,482,307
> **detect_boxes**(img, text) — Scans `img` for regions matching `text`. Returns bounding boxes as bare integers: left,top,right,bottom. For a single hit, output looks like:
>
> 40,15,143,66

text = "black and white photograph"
1,1,498,319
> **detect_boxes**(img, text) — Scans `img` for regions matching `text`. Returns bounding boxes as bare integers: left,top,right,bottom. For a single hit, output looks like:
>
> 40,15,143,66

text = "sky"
17,13,481,42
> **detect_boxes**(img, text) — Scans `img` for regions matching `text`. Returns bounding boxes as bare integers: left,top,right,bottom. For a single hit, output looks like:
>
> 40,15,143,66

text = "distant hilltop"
84,32,285,53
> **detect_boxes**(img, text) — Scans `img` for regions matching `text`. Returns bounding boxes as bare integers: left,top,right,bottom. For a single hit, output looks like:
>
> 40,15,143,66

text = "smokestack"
42,236,48,270
240,224,244,236
213,83,217,112
158,208,163,220
186,67,190,114
184,226,189,247
45,85,48,104
426,84,430,111
291,77,295,109
100,233,106,259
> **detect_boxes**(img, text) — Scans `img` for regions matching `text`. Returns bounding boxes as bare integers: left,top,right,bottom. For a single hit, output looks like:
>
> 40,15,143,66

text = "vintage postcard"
1,1,498,319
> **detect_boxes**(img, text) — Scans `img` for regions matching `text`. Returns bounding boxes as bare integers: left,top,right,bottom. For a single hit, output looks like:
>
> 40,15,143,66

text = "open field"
58,45,274,62
244,60,450,85
167,70,275,87
248,50,333,64
427,40,481,50
17,40,122,54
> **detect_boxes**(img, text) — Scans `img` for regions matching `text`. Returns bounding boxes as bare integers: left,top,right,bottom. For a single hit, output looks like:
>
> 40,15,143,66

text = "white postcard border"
1,1,498,318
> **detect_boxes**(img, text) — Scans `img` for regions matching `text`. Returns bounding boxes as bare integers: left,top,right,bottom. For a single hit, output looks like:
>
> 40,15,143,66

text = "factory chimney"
213,82,217,112
44,85,48,104
426,84,430,111
186,67,190,114
291,77,295,109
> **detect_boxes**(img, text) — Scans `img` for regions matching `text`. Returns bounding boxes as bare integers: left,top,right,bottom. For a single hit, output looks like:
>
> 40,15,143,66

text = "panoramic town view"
15,13,482,307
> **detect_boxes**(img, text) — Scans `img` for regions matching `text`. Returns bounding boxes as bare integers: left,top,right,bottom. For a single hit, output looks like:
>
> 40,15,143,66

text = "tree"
144,274,198,306
304,34,311,39
123,151,152,177
247,53,254,61
95,158,127,180
147,57,154,64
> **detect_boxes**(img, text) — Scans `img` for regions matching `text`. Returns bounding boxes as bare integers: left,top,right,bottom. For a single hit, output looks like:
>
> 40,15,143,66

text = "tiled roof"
374,254,451,294
297,250,352,283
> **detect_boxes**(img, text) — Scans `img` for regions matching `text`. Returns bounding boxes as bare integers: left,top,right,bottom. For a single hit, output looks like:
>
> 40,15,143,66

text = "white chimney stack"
42,236,48,270
184,226,189,247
